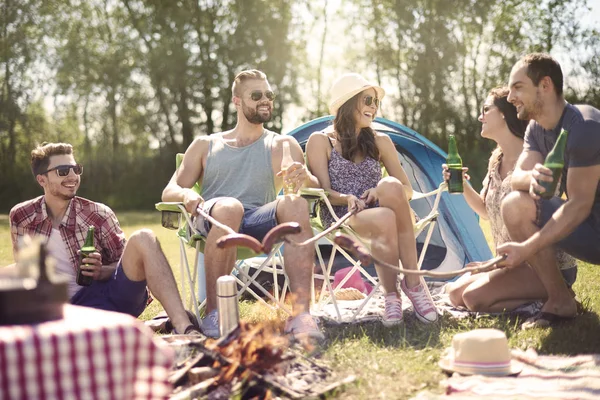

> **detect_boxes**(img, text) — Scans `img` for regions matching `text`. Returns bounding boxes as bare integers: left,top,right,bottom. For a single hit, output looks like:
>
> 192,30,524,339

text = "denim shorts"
70,260,148,317
537,196,600,265
195,197,279,242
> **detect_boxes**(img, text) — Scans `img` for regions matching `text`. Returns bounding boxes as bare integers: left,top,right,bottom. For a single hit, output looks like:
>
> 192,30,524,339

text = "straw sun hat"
438,329,522,376
328,73,385,116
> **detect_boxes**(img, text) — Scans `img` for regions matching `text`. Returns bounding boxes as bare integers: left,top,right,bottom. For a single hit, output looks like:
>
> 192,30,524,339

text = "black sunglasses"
482,104,495,115
42,164,83,177
363,95,381,108
250,90,276,101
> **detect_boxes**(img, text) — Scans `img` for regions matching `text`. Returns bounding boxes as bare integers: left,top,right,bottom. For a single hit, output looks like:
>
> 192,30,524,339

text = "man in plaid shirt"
10,142,199,335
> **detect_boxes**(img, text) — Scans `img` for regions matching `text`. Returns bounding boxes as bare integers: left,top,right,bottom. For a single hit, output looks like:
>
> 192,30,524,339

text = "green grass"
2,212,600,399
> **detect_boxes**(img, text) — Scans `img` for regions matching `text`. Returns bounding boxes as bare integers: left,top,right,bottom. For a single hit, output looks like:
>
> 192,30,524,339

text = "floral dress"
319,140,381,228
482,152,577,271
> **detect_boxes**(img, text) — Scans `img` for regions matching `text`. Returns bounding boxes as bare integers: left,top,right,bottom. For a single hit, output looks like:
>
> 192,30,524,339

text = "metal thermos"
216,276,239,337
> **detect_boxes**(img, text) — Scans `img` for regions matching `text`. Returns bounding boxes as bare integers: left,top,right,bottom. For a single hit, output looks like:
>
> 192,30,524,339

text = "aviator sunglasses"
42,164,83,177
250,90,276,101
363,95,381,108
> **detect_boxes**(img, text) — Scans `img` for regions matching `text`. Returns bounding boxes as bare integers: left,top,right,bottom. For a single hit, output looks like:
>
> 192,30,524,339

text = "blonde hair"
231,69,267,97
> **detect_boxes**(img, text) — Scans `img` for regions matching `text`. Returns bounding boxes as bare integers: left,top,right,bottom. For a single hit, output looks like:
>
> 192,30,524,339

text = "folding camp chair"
155,154,292,324
303,182,447,323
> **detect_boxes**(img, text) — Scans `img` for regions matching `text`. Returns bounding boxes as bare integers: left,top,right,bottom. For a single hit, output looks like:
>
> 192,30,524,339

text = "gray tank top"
201,130,276,209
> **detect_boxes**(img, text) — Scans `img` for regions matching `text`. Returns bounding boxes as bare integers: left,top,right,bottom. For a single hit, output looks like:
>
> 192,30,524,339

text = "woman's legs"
460,264,548,312
375,177,421,287
349,207,399,295
374,177,437,322
446,272,481,308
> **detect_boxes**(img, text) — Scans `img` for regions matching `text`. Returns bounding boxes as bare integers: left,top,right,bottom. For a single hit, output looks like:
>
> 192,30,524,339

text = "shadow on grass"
321,313,445,350
536,310,600,354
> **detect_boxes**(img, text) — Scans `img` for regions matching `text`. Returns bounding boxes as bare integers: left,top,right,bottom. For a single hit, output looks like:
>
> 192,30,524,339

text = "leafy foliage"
0,0,598,211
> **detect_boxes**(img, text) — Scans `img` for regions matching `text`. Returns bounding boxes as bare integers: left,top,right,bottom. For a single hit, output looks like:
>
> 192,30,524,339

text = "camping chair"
302,182,447,323
155,154,292,324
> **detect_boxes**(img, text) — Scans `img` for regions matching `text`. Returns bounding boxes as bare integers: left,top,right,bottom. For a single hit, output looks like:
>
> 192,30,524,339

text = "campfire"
165,321,353,399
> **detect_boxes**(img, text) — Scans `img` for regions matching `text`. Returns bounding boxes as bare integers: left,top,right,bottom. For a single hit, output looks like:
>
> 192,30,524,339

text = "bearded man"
162,69,324,341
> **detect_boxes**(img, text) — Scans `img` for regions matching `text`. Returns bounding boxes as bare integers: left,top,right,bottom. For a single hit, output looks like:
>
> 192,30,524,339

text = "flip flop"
521,311,575,330
147,310,199,334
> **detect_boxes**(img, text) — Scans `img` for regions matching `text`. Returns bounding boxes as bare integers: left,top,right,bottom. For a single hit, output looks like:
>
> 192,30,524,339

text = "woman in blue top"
306,73,438,326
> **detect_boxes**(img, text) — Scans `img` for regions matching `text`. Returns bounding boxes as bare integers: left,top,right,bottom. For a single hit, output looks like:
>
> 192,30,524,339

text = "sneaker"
401,278,438,323
382,292,403,327
201,309,220,338
284,312,325,343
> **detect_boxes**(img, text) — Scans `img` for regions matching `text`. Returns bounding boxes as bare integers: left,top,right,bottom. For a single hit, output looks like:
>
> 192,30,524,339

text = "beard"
519,90,543,120
242,101,272,124
49,182,78,201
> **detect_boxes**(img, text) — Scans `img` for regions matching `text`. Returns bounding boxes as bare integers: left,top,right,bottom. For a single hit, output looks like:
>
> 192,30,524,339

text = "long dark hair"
482,87,529,199
490,86,528,139
333,92,379,161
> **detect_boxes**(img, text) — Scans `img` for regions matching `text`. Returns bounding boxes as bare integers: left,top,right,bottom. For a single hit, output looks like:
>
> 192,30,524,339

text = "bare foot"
540,296,577,318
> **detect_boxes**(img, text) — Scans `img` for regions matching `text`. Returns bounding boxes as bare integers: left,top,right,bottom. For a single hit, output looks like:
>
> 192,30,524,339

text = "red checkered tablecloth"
0,305,174,400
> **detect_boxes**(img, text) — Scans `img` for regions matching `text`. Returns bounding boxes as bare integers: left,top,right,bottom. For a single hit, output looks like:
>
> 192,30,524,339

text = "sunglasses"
363,95,381,108
250,90,276,101
42,164,83,177
482,105,495,115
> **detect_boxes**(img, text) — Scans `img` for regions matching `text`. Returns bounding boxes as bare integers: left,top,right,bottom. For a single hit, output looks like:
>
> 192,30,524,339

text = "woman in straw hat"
306,73,438,325
443,87,576,317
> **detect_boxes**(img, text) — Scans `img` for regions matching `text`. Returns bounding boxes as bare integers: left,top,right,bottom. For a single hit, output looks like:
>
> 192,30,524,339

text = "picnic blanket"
412,349,600,399
312,282,542,324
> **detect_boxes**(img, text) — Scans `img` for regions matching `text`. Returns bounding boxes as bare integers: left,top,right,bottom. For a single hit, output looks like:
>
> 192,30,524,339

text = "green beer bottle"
537,128,568,200
446,134,463,193
77,226,96,286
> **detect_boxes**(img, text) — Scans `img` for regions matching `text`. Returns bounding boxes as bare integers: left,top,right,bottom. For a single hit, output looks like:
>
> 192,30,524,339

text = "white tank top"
47,228,81,298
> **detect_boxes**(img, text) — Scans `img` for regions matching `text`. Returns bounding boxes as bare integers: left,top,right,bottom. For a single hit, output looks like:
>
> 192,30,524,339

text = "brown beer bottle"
76,226,96,286
446,135,463,193
537,128,568,199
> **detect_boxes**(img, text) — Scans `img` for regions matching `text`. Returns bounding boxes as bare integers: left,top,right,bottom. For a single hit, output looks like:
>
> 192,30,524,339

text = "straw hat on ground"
328,73,385,116
438,329,522,376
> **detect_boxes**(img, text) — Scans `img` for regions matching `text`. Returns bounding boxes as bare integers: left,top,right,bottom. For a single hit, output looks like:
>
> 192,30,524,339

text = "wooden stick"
333,233,507,279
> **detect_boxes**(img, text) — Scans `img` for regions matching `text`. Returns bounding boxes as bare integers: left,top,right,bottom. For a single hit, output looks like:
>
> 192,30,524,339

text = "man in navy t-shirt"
498,53,600,328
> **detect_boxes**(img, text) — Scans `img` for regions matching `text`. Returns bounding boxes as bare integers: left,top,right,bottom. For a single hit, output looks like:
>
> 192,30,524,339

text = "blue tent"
287,116,492,277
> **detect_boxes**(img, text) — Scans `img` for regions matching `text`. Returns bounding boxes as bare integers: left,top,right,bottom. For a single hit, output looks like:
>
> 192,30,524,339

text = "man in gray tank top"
162,70,323,342
498,53,600,329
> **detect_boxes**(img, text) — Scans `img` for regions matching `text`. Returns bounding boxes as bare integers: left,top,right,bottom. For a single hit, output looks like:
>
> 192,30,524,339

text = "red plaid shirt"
10,196,126,273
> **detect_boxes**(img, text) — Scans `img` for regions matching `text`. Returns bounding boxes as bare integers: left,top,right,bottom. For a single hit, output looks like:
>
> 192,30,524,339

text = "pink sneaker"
401,278,438,323
383,292,403,327
284,313,325,343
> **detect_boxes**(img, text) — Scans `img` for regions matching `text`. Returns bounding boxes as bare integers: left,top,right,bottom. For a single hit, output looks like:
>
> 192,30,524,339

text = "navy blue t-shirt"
524,103,600,217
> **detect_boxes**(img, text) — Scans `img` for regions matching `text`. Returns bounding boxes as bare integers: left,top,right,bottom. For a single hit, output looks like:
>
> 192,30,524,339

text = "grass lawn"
2,211,600,399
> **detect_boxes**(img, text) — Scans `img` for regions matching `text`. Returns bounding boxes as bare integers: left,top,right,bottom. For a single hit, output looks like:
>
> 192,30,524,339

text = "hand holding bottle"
532,128,568,200
278,141,304,195
446,134,464,193
442,164,470,182
529,163,555,200
77,226,98,286
77,250,103,280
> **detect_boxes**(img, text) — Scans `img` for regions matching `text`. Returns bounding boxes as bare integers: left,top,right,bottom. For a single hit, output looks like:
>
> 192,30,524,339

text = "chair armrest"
300,187,327,200
411,182,447,201
155,202,191,231
155,202,186,213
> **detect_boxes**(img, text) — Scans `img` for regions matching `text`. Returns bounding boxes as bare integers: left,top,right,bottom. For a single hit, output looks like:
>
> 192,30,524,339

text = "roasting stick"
261,211,355,252
215,211,356,253
334,232,508,278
